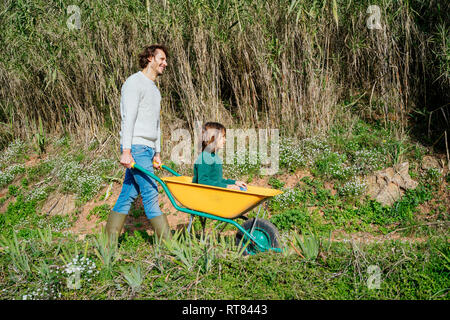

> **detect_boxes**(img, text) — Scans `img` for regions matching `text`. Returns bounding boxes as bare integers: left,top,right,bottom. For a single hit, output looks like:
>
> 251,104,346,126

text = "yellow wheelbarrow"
131,163,284,255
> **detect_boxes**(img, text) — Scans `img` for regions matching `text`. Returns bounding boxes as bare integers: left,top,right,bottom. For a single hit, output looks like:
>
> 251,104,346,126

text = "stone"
41,193,77,215
421,155,442,171
365,162,418,206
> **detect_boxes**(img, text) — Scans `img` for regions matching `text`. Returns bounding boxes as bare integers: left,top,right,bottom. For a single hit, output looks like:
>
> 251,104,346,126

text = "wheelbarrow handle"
160,164,181,177
125,160,180,177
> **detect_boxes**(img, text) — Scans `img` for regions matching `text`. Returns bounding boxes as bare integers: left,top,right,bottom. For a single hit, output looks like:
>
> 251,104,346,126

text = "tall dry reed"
0,0,448,148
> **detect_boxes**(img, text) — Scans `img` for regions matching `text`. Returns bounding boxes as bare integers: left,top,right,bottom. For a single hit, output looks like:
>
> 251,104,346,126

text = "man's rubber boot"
105,211,126,242
149,214,171,241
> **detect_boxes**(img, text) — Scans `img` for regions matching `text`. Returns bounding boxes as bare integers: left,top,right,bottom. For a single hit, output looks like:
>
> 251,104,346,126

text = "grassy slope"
0,118,449,300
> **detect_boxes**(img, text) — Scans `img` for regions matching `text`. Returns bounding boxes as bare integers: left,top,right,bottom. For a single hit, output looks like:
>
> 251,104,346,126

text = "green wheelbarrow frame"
132,163,282,254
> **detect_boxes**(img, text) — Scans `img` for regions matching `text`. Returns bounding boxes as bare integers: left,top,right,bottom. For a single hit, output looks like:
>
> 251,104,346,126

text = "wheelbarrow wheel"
235,218,280,255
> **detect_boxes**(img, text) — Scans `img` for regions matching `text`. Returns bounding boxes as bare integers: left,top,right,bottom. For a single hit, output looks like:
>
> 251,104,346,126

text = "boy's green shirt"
192,151,236,188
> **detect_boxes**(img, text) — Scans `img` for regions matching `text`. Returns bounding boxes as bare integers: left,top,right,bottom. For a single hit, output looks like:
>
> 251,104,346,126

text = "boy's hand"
235,181,247,188
227,185,240,190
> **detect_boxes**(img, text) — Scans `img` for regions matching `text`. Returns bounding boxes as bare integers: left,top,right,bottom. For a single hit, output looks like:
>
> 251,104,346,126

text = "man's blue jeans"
113,145,162,220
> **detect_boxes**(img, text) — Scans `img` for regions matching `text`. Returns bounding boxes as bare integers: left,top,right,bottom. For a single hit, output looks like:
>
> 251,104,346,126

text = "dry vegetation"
0,0,448,149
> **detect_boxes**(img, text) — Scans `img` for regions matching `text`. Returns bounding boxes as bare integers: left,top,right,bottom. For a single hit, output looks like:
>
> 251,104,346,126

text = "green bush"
119,230,151,251
271,207,311,231
0,195,38,234
279,137,307,172
269,189,303,211
8,185,20,197
87,204,111,222
0,140,27,169
313,151,353,181
268,177,285,189
0,164,26,188
55,159,103,202
337,178,367,198
26,160,55,183
343,184,433,228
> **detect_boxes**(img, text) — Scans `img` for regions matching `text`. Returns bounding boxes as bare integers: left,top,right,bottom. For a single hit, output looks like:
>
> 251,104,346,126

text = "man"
105,44,171,241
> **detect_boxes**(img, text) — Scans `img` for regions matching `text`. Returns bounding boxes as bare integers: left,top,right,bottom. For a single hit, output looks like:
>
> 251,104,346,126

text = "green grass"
0,119,448,300
276,118,419,183
87,204,110,222
269,167,440,235
0,229,448,300
26,160,55,183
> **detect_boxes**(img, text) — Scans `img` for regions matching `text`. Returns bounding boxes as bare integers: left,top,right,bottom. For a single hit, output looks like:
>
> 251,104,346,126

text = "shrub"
0,140,27,169
337,177,367,198
55,160,103,202
271,207,311,231
313,151,353,181
87,204,111,222
269,189,302,211
0,164,26,188
268,177,285,189
350,149,384,174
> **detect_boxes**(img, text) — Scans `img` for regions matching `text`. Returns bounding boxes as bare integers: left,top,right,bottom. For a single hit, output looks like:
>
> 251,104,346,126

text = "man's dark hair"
138,44,169,69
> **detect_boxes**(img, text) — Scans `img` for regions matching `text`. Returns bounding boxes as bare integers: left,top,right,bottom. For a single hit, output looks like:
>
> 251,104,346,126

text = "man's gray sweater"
119,71,161,153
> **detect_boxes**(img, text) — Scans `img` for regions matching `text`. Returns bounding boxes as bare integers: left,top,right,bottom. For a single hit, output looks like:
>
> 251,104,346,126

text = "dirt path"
68,182,191,239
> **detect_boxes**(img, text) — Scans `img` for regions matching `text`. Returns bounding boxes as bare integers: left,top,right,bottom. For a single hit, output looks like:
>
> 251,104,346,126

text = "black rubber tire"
235,218,280,255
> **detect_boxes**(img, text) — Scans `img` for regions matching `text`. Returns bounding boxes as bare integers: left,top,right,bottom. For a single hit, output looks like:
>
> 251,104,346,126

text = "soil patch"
330,230,429,244
69,183,123,238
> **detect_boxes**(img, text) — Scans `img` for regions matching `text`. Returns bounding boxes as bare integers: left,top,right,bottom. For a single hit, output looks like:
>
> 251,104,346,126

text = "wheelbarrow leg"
200,217,206,234
187,214,195,233
249,205,264,235
187,215,206,234
215,221,228,235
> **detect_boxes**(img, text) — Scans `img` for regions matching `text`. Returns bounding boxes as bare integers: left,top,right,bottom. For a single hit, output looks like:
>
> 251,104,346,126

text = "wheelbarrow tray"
161,176,282,219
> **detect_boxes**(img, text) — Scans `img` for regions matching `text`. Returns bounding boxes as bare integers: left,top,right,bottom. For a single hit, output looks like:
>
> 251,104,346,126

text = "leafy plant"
0,164,26,188
164,230,195,271
0,195,38,235
60,253,99,289
293,230,320,261
33,260,53,283
387,140,410,164
93,229,119,274
0,232,31,276
87,204,110,222
269,188,304,211
26,160,55,183
37,226,53,246
271,207,311,231
0,140,27,169
8,185,20,197
34,115,46,154
313,151,353,181
279,137,307,172
425,168,442,187
120,264,145,292
119,230,150,251
268,177,285,189
337,177,367,198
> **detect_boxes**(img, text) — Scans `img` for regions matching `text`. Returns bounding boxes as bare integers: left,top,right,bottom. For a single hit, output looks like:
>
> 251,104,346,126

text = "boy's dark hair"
138,44,169,69
202,122,226,152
